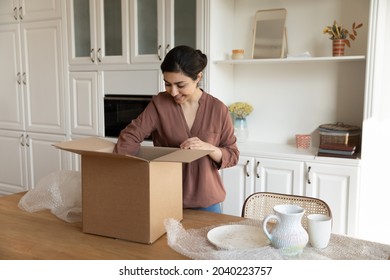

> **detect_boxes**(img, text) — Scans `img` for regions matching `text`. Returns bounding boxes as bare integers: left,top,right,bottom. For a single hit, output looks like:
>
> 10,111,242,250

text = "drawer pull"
245,160,250,177
158,45,162,61
97,48,102,62
90,48,95,63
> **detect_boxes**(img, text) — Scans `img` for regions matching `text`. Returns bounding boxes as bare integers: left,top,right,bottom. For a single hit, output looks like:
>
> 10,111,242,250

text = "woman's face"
163,71,201,104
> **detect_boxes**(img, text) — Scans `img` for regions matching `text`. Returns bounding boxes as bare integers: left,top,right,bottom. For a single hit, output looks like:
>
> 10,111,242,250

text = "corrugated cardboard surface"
54,137,209,244
81,155,182,243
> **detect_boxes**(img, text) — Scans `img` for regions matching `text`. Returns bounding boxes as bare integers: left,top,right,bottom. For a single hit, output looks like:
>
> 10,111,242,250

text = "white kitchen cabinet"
305,161,360,236
254,157,305,195
0,130,27,195
0,0,61,24
221,150,360,235
0,20,65,134
221,155,304,216
0,130,68,195
21,20,65,133
69,72,100,136
130,0,205,63
220,156,253,216
0,23,24,131
0,4,67,195
25,132,69,190
66,0,129,65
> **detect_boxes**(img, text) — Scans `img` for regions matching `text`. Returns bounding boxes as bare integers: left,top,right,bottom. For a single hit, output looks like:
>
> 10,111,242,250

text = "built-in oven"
104,94,154,139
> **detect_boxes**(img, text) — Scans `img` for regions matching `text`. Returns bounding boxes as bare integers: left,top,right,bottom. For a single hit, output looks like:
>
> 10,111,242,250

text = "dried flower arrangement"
228,102,253,118
323,20,363,47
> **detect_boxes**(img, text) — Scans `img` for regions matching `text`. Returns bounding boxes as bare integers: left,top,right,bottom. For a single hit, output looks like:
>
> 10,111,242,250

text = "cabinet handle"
165,44,170,56
97,48,102,62
19,7,23,20
17,72,21,84
157,45,162,61
90,48,95,63
20,134,24,146
245,160,250,177
256,161,260,178
25,134,30,147
22,72,26,85
13,7,18,20
307,166,311,184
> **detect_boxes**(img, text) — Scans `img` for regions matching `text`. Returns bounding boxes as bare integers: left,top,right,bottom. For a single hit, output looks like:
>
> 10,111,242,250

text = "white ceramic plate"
207,224,270,250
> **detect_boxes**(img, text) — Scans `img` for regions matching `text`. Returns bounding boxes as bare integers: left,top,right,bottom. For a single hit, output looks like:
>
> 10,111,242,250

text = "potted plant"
323,20,363,56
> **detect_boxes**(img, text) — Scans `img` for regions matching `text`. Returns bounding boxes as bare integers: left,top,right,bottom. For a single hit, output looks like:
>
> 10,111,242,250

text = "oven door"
104,95,153,139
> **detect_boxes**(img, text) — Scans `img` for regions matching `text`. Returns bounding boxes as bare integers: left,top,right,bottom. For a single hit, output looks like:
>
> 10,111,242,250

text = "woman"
114,45,239,213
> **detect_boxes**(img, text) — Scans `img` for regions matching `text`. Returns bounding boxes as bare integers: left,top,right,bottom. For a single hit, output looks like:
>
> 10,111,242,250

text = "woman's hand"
180,137,222,163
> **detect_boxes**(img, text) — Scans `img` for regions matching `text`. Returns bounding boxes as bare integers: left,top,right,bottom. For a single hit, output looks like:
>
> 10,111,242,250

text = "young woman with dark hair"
114,45,239,213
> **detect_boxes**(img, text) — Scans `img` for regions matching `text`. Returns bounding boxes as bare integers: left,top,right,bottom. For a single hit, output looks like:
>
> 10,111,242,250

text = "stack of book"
317,143,358,159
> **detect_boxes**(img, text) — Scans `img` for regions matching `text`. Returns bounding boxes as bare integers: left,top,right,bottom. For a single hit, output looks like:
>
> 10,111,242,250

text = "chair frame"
241,192,332,229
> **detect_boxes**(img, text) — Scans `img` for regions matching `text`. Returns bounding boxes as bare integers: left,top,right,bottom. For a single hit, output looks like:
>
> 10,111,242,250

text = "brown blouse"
114,90,239,208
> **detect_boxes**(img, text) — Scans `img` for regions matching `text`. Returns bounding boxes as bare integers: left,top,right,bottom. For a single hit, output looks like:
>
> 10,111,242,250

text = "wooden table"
0,193,243,260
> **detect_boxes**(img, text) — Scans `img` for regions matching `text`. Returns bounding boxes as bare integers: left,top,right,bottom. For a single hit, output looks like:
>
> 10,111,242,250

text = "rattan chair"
241,192,332,229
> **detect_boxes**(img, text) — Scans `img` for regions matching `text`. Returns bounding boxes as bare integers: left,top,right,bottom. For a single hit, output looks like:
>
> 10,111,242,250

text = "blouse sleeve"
113,99,158,155
218,107,240,169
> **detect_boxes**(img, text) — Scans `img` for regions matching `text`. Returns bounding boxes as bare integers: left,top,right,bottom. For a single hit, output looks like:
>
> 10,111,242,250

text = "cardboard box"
54,137,211,244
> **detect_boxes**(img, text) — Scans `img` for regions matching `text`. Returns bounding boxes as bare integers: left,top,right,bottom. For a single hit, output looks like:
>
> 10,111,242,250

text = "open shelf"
214,56,366,65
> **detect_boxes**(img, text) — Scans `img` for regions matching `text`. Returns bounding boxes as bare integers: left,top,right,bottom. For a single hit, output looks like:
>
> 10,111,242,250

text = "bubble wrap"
18,170,82,223
164,218,390,260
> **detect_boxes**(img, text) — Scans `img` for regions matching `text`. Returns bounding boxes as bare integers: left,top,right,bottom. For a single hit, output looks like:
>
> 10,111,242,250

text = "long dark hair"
160,45,207,81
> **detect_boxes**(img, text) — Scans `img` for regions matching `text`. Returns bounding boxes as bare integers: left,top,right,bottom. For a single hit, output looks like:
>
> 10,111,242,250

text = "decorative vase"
234,117,249,142
332,39,346,56
262,204,309,256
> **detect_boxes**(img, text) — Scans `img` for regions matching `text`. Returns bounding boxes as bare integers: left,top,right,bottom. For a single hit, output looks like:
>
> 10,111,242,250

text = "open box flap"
53,137,115,154
54,137,211,163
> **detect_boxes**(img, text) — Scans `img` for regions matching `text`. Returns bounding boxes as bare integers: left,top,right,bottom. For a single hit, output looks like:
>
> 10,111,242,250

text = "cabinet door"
67,0,97,64
0,0,61,24
97,0,129,64
21,20,65,134
305,162,359,236
254,157,304,195
0,0,18,24
69,72,99,135
26,132,69,189
130,0,161,63
166,0,201,49
0,130,28,195
221,156,254,216
67,0,129,65
19,0,61,21
130,0,201,63
0,24,25,131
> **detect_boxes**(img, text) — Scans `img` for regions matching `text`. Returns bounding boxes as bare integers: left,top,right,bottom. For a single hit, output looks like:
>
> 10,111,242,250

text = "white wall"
233,61,365,145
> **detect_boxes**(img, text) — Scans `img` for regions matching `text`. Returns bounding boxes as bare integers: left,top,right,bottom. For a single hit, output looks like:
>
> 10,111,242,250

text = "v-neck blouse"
114,90,239,208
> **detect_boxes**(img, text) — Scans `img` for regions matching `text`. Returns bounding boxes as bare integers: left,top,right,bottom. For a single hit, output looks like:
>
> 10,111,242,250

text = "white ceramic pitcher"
262,204,308,256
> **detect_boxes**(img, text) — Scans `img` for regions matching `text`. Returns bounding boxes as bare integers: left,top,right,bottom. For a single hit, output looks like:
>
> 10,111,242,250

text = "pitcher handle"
262,214,279,241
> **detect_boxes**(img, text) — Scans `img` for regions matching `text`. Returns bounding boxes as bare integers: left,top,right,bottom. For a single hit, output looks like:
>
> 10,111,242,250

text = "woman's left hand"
180,137,211,150
180,137,222,163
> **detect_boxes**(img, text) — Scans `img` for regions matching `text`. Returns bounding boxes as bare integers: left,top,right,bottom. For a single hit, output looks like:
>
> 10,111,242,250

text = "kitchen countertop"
237,141,361,166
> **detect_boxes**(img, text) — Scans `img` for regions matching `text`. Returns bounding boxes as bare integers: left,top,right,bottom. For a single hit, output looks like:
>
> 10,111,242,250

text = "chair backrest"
241,192,332,229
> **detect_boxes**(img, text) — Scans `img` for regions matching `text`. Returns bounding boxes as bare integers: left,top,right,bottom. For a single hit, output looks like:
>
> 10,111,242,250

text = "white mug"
307,214,332,249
